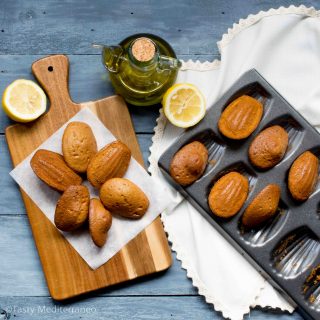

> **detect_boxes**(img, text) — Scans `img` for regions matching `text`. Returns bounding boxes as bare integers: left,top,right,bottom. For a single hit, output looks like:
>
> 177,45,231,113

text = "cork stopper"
131,38,156,62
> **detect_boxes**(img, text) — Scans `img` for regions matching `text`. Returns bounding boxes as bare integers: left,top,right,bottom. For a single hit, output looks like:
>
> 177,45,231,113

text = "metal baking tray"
158,69,320,320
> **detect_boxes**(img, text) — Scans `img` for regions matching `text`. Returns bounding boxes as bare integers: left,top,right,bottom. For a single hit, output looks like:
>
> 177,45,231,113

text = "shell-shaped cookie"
54,185,90,231
100,178,149,219
242,184,281,228
208,171,249,218
62,121,97,173
87,140,131,189
170,141,208,186
218,95,263,139
288,151,319,201
30,149,82,192
89,198,112,247
249,125,288,169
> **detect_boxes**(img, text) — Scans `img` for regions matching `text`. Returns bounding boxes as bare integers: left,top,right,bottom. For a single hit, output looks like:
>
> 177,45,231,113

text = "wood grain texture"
5,55,172,300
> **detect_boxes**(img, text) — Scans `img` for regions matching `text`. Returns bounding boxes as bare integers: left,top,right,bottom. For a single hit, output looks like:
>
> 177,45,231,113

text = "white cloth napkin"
149,5,320,320
10,107,174,269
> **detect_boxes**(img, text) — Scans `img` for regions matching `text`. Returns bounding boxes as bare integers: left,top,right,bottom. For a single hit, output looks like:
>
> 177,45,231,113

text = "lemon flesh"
2,79,46,123
163,83,206,128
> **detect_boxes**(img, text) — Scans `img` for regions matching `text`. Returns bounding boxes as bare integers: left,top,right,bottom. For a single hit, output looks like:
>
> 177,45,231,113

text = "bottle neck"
128,38,159,71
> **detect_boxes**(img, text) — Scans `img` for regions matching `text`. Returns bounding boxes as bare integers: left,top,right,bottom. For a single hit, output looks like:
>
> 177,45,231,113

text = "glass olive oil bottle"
94,34,181,106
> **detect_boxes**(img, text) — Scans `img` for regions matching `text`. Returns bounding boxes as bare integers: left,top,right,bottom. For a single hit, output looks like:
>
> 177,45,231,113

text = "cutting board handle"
32,55,79,116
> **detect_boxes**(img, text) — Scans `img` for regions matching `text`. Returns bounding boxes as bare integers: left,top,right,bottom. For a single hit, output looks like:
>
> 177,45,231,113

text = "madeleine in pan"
218,95,263,140
242,184,281,228
288,151,319,201
170,141,208,186
208,171,249,218
249,125,288,169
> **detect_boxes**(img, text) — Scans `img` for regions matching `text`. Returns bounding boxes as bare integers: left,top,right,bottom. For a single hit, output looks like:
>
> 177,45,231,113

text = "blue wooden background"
0,1,317,319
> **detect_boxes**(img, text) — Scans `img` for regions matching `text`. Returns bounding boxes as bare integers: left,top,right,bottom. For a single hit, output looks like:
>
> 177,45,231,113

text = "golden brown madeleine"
208,171,249,218
242,184,281,228
54,185,90,232
288,151,319,201
218,95,263,139
30,149,82,192
170,141,208,186
87,140,131,189
89,198,112,247
62,121,97,173
100,178,149,219
249,125,288,169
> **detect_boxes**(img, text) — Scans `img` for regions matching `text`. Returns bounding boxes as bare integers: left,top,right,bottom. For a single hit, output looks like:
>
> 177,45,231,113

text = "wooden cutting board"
5,55,172,300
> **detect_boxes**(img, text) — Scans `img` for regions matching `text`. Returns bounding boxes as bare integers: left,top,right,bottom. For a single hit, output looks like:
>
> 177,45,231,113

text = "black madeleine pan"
158,69,320,320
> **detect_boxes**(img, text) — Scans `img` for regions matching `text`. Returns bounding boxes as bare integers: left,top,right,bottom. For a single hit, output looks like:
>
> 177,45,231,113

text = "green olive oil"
95,34,181,106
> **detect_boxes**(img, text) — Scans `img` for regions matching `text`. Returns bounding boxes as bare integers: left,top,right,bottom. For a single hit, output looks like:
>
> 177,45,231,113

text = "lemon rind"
2,79,46,122
163,83,206,128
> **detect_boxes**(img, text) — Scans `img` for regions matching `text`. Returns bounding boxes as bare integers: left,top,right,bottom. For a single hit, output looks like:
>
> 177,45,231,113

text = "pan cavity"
240,200,289,247
272,227,320,279
222,81,270,113
308,146,320,197
303,264,320,311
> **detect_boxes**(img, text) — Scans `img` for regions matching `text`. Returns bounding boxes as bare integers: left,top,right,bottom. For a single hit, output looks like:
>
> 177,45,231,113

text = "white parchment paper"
10,107,174,269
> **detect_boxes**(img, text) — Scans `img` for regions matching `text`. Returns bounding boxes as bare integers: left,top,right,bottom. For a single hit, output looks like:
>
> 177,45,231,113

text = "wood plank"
5,55,171,300
0,0,312,55
0,296,303,320
0,215,195,297
0,135,24,213
0,134,153,215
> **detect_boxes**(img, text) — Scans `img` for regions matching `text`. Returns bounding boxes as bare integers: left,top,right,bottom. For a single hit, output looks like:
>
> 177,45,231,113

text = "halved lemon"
2,79,46,122
162,83,206,128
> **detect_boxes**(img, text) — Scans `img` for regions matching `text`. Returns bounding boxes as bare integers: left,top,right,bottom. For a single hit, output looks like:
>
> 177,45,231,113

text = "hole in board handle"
48,66,53,72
